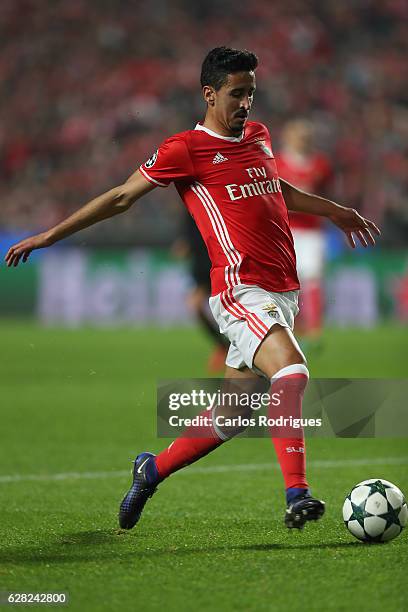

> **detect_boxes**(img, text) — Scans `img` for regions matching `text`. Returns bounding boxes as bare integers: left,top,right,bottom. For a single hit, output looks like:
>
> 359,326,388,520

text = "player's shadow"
0,529,362,566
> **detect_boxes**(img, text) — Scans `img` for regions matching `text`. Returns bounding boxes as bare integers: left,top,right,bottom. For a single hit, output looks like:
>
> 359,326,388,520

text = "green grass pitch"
0,322,407,611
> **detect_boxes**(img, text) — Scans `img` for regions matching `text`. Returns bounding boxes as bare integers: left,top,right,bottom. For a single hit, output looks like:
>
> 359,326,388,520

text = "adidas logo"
212,152,228,164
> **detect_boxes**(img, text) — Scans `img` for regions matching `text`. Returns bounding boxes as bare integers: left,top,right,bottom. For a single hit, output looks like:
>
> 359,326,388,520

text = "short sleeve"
139,135,194,187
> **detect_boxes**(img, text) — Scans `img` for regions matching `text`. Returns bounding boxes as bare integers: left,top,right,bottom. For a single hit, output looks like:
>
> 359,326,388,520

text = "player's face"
214,72,256,135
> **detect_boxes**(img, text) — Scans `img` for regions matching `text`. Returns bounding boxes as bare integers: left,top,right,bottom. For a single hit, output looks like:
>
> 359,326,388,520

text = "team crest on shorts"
262,302,279,318
255,139,273,157
145,150,158,168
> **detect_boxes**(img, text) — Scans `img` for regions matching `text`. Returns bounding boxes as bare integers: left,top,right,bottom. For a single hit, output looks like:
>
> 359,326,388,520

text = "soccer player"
5,47,380,531
275,120,333,346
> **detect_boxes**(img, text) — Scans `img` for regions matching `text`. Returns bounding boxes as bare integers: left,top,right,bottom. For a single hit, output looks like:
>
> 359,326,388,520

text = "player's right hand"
4,232,53,267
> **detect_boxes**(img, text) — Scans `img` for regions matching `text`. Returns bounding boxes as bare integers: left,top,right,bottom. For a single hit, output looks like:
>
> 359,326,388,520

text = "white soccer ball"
343,478,407,543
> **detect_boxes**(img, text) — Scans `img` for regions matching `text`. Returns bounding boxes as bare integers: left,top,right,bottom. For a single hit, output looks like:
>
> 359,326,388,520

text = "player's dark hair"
200,47,258,91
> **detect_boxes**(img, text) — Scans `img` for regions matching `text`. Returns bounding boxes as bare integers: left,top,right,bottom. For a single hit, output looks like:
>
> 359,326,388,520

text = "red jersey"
139,121,299,296
275,151,332,230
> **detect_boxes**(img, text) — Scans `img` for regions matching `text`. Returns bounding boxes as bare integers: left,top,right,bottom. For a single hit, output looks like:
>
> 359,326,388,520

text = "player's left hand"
329,206,381,248
4,231,53,267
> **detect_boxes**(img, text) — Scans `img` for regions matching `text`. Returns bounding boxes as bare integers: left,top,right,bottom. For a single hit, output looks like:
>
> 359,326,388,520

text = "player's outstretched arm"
4,170,155,267
280,178,381,249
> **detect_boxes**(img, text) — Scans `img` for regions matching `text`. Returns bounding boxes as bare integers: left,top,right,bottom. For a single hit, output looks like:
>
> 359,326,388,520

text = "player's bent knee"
254,324,307,377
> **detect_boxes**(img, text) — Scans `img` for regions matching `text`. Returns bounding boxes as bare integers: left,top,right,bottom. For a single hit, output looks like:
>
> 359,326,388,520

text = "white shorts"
292,229,325,281
209,284,299,371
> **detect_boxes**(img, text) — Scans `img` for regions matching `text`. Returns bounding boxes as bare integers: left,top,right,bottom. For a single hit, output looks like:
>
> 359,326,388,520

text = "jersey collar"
194,123,244,142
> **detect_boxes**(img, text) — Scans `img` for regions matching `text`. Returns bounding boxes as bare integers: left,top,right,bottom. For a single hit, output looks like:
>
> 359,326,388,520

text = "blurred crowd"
1,0,407,246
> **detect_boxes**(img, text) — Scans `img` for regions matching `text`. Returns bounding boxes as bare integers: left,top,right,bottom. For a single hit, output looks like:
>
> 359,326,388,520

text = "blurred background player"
173,211,229,373
275,120,333,349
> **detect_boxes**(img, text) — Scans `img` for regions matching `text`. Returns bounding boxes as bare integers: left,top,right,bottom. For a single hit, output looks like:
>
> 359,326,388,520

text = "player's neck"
202,116,243,139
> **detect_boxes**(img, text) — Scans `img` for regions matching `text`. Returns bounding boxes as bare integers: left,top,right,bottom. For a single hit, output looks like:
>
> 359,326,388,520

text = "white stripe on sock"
271,364,309,380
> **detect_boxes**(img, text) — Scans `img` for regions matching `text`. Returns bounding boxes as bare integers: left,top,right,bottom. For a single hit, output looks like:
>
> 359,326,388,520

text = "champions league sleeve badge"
145,150,158,168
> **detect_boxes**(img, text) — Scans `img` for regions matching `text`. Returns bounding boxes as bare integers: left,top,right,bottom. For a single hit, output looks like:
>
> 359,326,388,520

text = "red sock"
269,365,309,489
155,409,224,479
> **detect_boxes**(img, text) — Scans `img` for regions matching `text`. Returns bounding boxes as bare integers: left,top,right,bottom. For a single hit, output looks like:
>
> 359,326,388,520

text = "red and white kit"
139,122,300,369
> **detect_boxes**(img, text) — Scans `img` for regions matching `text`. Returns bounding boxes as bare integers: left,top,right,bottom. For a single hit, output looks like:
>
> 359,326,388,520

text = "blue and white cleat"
285,493,325,529
119,452,161,529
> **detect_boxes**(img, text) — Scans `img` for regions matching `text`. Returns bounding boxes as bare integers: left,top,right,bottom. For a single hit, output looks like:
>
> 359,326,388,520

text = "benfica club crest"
255,139,273,157
262,302,279,319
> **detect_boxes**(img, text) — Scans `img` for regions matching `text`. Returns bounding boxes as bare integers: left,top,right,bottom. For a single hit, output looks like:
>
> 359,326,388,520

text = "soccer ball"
343,478,408,543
